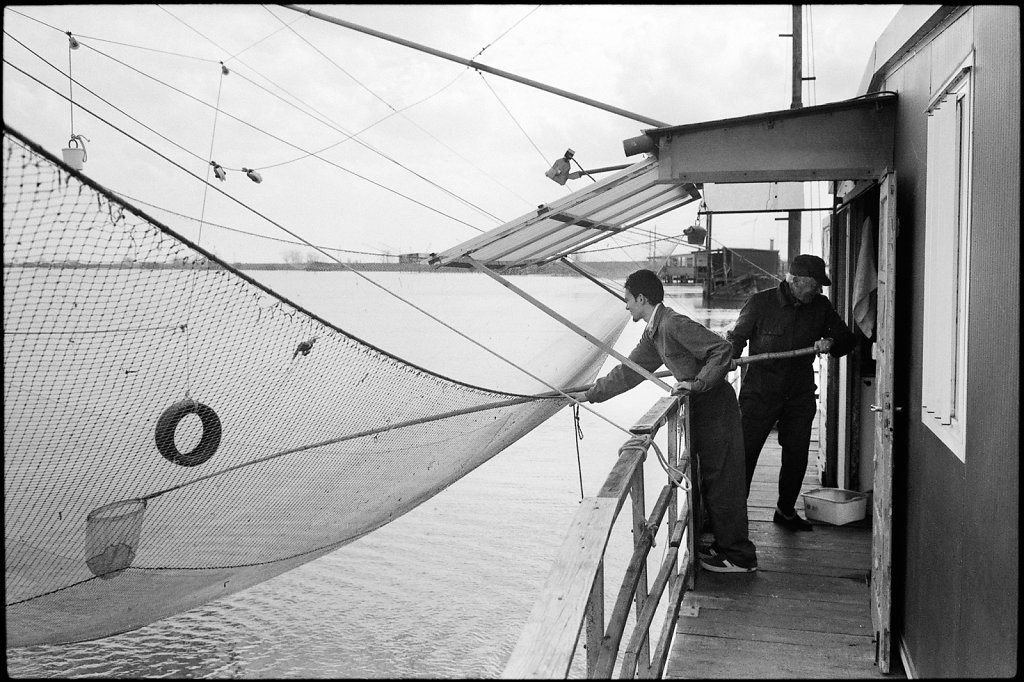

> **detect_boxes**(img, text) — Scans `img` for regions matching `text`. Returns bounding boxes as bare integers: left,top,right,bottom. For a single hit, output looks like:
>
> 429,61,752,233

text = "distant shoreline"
4,260,646,280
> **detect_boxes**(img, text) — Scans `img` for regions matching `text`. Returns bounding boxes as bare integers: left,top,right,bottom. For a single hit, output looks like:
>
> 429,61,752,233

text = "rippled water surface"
7,273,737,678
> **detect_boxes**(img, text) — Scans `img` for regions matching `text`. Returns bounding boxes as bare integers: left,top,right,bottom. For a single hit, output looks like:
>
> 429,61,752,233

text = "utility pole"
790,5,803,111
704,212,714,299
785,5,803,265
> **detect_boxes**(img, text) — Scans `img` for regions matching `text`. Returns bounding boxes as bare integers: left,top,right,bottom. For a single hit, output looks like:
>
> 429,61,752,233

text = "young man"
727,254,856,531
569,269,757,573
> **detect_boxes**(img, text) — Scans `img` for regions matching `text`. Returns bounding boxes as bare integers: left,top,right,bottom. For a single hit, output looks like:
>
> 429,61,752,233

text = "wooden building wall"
876,6,1019,677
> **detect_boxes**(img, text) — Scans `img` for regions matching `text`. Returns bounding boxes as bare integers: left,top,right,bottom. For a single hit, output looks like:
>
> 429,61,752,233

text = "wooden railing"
502,394,698,679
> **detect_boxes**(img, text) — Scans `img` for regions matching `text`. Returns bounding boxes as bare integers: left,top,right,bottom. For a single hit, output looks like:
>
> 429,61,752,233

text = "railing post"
667,404,681,614
683,396,696,590
584,560,604,676
629,465,651,674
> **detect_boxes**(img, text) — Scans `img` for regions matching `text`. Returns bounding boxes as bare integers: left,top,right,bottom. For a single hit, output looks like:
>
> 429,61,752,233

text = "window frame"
920,54,974,460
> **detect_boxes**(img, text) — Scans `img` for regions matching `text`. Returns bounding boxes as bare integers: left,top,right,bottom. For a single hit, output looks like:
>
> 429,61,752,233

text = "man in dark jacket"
727,254,856,531
569,269,757,572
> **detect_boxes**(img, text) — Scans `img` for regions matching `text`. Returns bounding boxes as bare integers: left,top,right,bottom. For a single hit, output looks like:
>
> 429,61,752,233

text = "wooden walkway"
665,421,900,679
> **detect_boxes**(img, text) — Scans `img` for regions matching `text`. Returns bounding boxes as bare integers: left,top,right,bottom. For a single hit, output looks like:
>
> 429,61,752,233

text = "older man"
727,254,856,531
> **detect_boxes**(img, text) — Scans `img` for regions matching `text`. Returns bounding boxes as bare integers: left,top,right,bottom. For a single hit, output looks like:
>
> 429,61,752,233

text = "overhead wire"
156,6,507,227
5,62,642,443
470,5,542,60
477,71,551,168
8,4,537,212
181,57,230,402
6,18,499,232
11,33,488,233
15,9,649,299
108,189,398,259
259,5,536,208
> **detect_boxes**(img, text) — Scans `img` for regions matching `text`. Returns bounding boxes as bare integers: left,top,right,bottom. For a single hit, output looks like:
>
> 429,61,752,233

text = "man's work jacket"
586,305,733,403
726,281,856,398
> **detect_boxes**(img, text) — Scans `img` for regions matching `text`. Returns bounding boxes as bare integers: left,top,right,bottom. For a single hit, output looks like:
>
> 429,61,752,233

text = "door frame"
871,171,897,673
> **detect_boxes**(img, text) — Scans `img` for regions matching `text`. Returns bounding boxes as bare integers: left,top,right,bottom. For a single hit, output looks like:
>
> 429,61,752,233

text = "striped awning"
430,157,700,269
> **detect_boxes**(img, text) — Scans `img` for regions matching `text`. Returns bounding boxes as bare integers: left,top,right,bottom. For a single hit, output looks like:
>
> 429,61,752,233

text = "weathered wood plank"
675,598,872,637
675,610,876,643
502,497,619,679
597,441,646,500
630,396,681,434
676,619,874,649
751,546,871,577
669,635,884,678
745,524,873,552
687,570,869,606
682,585,870,616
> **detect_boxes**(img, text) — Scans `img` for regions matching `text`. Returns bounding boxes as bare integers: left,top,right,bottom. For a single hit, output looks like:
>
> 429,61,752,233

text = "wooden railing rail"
502,394,697,679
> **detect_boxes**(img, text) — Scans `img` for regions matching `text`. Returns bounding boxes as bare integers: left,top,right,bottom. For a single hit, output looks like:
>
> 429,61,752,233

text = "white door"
871,171,896,673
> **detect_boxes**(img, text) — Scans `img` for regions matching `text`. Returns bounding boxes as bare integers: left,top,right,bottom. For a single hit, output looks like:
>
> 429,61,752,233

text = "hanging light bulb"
210,161,227,181
221,62,229,76
242,168,262,184
67,32,80,50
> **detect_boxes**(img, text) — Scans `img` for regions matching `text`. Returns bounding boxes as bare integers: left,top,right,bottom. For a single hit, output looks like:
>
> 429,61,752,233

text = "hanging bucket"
85,498,147,580
61,136,87,170
684,225,707,245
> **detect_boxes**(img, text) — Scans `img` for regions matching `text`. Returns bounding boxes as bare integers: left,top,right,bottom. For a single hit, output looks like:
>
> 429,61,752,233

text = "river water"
6,271,740,679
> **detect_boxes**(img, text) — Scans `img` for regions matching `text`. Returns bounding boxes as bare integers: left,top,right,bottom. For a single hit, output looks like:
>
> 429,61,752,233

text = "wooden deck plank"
667,637,881,679
684,570,867,606
675,619,871,649
665,418,901,679
677,597,872,637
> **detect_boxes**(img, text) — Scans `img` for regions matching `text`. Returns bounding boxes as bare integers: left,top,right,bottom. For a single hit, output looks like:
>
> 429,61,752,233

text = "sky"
3,4,902,265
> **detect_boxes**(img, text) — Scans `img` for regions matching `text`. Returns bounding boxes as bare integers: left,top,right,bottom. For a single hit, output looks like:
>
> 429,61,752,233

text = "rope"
66,32,75,136
137,391,571,501
573,403,584,499
183,63,226,400
651,440,689,491
477,71,550,168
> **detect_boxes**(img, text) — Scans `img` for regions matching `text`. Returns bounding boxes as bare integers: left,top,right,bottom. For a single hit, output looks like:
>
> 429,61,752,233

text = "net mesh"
3,128,619,646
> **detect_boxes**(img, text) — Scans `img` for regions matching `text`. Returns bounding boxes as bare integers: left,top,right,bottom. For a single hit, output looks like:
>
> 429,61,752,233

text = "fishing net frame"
3,126,617,646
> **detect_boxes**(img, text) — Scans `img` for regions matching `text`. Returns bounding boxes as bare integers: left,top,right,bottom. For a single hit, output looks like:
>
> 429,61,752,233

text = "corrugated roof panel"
431,157,699,268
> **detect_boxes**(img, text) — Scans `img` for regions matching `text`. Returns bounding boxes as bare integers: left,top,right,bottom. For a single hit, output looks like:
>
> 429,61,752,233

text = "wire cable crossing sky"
3,4,900,263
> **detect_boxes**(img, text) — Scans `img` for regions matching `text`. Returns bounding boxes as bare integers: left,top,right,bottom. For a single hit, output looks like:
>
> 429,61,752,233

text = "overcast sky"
3,4,902,264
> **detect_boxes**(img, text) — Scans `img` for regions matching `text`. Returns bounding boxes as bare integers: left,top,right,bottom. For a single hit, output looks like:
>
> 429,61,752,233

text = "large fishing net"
3,127,625,646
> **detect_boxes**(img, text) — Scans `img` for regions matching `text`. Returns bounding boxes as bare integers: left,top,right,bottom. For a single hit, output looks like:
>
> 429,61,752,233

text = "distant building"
660,247,779,285
398,252,429,264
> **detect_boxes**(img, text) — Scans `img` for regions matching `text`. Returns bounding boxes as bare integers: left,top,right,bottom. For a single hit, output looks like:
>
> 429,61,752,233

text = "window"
921,56,972,460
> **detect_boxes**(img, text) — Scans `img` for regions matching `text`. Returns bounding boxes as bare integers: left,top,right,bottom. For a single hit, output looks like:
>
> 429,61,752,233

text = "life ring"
155,399,221,467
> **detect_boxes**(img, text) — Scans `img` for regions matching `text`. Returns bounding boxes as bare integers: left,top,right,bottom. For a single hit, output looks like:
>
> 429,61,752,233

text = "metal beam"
559,258,627,302
464,257,673,393
699,207,833,215
281,4,671,128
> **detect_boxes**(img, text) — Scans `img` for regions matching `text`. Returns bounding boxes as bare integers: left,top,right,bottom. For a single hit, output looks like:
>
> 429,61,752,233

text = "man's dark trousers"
692,381,757,566
739,387,818,514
